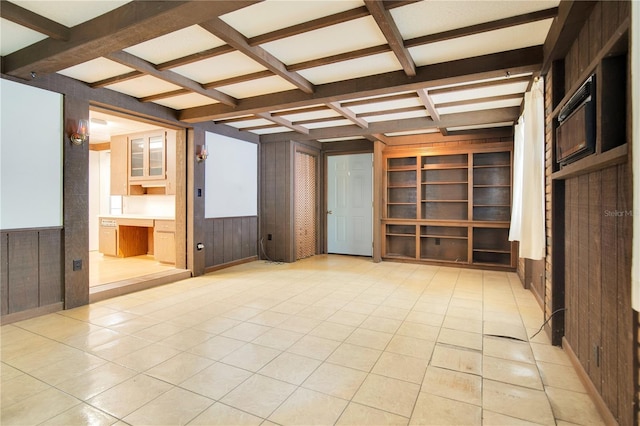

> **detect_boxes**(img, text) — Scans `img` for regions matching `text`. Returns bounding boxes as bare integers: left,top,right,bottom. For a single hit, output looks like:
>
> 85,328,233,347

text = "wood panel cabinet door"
110,135,128,195
128,131,166,182
98,227,117,256
154,231,175,263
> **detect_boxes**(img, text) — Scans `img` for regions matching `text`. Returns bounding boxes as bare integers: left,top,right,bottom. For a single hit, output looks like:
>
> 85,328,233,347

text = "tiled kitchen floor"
1,255,604,425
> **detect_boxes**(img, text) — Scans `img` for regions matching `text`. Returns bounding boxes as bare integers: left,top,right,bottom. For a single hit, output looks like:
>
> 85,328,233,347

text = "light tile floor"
1,255,605,425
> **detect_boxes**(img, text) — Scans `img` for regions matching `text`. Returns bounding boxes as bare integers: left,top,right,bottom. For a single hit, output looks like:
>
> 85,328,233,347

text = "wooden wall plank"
249,216,257,258
564,178,575,346
578,23,590,76
600,166,619,417
1,233,8,315
223,218,234,264
587,171,602,390
241,217,252,259
232,217,242,261
8,231,39,312
601,0,619,45
588,2,602,63
616,162,634,425
577,174,590,366
38,230,62,306
213,219,224,266
204,218,214,267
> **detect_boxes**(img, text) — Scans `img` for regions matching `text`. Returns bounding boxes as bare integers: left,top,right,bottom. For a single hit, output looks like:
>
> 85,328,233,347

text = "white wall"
0,79,62,230
204,132,257,218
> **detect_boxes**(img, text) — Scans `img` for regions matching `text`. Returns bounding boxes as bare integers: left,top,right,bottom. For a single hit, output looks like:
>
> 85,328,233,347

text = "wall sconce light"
70,119,89,145
196,145,208,162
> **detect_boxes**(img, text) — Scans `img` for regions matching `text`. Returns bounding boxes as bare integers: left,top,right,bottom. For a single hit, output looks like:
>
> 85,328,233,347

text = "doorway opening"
88,108,189,300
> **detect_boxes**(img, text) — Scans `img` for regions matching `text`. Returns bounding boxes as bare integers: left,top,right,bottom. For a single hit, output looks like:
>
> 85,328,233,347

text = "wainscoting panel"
205,216,257,270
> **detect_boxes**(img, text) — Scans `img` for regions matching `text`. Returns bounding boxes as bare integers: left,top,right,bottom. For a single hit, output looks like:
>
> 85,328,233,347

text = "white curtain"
509,78,545,260
631,0,639,312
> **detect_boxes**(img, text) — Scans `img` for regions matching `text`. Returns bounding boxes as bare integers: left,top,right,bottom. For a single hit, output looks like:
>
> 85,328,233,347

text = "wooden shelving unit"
382,144,515,270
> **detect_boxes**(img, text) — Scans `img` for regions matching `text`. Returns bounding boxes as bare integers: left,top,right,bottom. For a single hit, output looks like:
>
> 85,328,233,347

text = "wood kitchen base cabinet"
98,226,117,256
98,217,175,264
154,220,175,264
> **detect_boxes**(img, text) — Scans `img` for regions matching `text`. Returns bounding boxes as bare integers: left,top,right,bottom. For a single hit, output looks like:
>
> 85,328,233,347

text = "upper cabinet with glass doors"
129,131,166,181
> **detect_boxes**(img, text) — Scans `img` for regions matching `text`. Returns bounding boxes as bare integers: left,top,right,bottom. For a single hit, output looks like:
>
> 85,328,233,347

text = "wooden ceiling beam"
404,7,558,48
256,113,310,134
327,102,368,129
203,70,273,89
436,93,523,109
272,105,330,117
342,92,417,108
364,0,415,76
0,1,70,40
200,18,314,94
357,105,425,118
90,70,144,88
139,89,190,103
156,45,236,71
428,74,532,95
179,45,542,123
2,0,260,80
105,50,237,107
287,44,390,72
260,107,520,143
417,89,440,122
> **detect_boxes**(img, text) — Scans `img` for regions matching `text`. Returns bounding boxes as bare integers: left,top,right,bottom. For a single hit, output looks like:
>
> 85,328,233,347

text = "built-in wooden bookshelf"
383,143,515,270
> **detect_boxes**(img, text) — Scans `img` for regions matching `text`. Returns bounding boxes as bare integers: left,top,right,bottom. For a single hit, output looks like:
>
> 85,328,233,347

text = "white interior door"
327,153,373,256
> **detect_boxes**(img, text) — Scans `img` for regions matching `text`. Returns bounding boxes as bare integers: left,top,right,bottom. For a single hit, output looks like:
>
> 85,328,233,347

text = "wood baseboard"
204,256,258,273
562,337,618,425
1,302,64,325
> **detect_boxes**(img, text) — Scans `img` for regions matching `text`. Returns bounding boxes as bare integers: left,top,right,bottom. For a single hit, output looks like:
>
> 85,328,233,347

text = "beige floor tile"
189,402,263,425
309,321,355,341
132,322,185,342
221,342,281,372
251,327,304,350
0,363,23,381
326,310,368,327
30,351,107,385
359,316,402,334
278,315,322,334
123,386,213,425
39,402,118,426
192,316,242,334
146,352,214,384
259,352,321,385
352,373,420,417
180,362,252,400
530,342,572,366
345,328,393,350
396,321,440,341
436,328,482,351
372,305,409,321
114,343,181,372
5,342,85,373
302,362,367,400
109,316,161,335
483,355,543,390
409,392,481,425
342,301,379,315
1,373,50,407
287,335,341,361
63,328,123,351
270,301,308,315
404,310,444,327
483,336,535,364
327,343,381,371
269,387,348,425
87,374,172,418
482,379,555,425
442,316,483,333
189,335,246,360
221,374,296,418
482,410,545,425
247,311,290,327
336,402,408,426
537,361,586,393
91,311,140,328
446,306,483,322
545,387,605,425
159,328,213,350
372,351,427,384
56,362,137,400
421,366,482,406
386,335,435,359
222,306,263,321
484,321,528,342
90,335,153,361
0,386,80,425
430,344,482,375
221,322,271,342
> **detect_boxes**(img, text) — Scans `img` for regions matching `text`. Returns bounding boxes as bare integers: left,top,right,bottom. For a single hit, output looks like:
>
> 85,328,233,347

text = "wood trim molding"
0,302,63,325
204,256,258,273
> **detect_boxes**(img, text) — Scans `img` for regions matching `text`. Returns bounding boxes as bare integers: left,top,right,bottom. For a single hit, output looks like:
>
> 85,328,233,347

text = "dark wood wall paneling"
0,229,63,316
547,2,635,425
204,216,258,269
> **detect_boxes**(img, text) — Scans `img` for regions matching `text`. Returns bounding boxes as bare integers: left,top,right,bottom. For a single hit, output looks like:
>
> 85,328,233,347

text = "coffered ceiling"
1,0,561,143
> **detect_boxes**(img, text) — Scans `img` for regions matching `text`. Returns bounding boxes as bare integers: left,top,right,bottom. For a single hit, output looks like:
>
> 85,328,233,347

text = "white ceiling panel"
218,75,297,98
317,136,368,143
447,122,514,132
439,98,522,115
261,16,387,65
221,0,364,39
124,25,225,65
299,52,402,85
106,75,181,98
225,118,274,129
152,93,216,110
251,126,291,135
429,72,532,91
431,81,530,104
363,110,428,123
13,0,131,27
0,18,47,55
410,19,554,66
302,119,353,130
348,97,422,114
171,51,266,84
280,109,340,122
385,129,439,137
57,57,134,83
392,0,559,40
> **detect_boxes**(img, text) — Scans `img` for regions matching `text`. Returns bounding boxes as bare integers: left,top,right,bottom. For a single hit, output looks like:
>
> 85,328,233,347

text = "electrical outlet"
73,259,82,271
